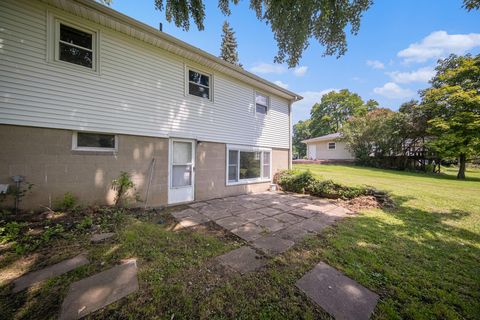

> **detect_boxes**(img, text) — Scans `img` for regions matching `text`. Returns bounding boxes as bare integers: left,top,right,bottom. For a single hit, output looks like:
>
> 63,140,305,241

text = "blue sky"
110,0,480,124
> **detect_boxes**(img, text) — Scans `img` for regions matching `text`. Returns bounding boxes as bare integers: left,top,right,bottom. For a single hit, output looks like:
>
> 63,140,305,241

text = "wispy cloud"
249,63,286,74
398,31,480,63
273,80,289,89
373,82,414,99
366,60,385,69
293,66,308,77
387,67,435,84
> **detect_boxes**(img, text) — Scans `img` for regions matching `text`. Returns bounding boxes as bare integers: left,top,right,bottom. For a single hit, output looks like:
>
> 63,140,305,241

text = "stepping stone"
177,213,210,228
215,216,248,230
231,223,264,241
59,259,139,320
254,217,285,233
252,235,294,255
256,207,282,217
325,206,352,219
296,262,379,320
217,246,266,274
91,233,115,243
13,254,89,293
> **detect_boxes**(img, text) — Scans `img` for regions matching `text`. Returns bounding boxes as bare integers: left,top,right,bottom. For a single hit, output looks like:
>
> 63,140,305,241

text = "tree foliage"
292,120,311,158
309,89,377,137
152,0,372,67
419,54,480,179
219,21,240,66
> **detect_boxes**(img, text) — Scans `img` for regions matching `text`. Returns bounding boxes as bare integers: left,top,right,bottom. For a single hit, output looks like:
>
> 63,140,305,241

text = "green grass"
1,165,479,319
293,164,480,319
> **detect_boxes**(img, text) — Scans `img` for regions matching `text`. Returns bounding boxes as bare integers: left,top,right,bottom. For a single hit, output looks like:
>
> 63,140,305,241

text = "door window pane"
240,151,261,179
228,150,238,182
172,165,192,187
77,132,115,149
173,141,192,164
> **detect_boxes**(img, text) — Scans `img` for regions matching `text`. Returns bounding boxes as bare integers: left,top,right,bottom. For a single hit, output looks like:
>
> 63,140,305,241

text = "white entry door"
168,139,195,204
308,144,317,160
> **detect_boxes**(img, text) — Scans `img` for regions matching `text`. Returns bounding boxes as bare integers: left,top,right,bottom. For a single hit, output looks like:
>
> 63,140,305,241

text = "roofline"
64,0,303,101
301,133,342,144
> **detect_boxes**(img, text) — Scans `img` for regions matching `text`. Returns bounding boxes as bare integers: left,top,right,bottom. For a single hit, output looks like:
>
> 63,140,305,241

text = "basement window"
328,142,336,150
227,145,272,185
72,132,117,151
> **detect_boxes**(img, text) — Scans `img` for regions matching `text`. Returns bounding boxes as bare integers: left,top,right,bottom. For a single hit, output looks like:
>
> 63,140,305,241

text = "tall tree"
309,89,376,137
219,21,240,66
292,120,311,158
419,54,480,179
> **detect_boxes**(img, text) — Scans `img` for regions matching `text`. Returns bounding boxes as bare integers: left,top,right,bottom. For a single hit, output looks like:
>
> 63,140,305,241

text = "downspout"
288,99,294,170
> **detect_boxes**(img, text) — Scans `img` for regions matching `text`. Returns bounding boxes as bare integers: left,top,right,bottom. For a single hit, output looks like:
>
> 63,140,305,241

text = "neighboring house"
0,0,302,209
302,133,354,160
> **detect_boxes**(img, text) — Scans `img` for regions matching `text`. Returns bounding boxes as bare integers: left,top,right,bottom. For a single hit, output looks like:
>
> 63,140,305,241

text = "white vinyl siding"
0,0,291,149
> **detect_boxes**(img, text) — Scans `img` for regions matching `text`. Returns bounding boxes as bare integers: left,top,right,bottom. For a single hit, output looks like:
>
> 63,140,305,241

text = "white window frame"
328,142,336,150
72,131,118,152
48,12,100,73
226,144,272,186
186,66,213,101
254,91,269,116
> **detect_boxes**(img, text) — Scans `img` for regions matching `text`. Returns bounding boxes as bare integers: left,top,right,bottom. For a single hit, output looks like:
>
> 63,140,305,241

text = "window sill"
71,149,117,155
226,178,271,186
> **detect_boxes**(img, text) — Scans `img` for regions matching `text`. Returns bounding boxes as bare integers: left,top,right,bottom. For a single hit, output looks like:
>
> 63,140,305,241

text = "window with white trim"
72,132,117,151
55,21,96,69
227,145,271,184
328,142,336,150
188,69,211,99
255,92,269,115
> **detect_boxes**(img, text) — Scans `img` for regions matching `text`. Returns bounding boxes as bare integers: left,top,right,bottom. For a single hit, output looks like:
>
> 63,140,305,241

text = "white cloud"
273,80,289,89
292,89,338,123
387,67,435,83
373,82,414,99
293,66,308,76
398,31,480,63
366,60,385,69
249,63,286,74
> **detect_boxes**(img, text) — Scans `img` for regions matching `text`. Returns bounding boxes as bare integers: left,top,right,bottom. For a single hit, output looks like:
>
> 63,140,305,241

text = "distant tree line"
293,54,480,179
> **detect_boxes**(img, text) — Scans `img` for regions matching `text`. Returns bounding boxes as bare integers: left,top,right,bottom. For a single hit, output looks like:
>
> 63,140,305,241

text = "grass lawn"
1,165,479,319
293,164,480,319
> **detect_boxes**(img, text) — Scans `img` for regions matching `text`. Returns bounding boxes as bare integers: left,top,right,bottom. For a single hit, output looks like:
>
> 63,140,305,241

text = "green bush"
0,221,26,244
276,170,315,194
54,192,79,211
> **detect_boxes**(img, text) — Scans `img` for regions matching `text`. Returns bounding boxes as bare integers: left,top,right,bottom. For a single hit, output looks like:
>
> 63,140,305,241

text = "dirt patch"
335,196,382,212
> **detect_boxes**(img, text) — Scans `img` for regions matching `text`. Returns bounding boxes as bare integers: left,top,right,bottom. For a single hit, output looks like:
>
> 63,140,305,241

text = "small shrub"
0,221,27,244
41,224,65,242
276,170,315,193
54,192,79,211
77,215,93,230
111,172,140,207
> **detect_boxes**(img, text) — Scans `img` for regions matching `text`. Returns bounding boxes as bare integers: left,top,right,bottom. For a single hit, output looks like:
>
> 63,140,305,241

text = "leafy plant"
54,192,79,211
275,170,315,194
77,215,93,230
0,221,26,244
111,171,140,207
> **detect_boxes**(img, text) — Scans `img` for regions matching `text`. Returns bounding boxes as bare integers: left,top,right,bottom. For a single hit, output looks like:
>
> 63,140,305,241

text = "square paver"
293,218,330,233
231,223,264,241
171,208,198,219
237,211,265,223
240,202,265,210
252,235,295,255
290,208,317,219
296,262,379,320
200,206,232,220
217,246,266,274
256,207,282,217
270,204,293,212
215,216,248,230
13,254,89,293
274,225,313,242
254,217,285,233
59,260,139,320
273,212,304,224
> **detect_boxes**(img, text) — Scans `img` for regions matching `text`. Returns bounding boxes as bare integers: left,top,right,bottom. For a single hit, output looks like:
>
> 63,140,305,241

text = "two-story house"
0,0,302,209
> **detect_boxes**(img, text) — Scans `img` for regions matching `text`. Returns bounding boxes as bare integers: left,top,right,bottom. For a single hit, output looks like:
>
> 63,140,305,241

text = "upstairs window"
255,92,269,115
73,132,117,151
328,142,336,150
188,69,211,99
56,22,96,69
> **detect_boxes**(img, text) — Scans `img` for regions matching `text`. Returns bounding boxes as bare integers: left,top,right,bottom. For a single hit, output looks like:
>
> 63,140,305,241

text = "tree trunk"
457,153,466,179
